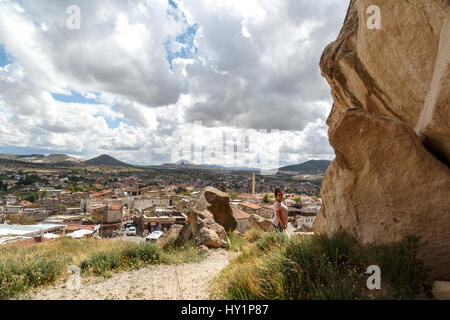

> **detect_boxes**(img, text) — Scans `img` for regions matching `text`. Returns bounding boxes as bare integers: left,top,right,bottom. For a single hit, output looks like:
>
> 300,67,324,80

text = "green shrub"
226,231,247,252
0,237,207,299
0,256,64,299
214,232,431,300
254,231,289,253
244,228,264,242
81,242,165,276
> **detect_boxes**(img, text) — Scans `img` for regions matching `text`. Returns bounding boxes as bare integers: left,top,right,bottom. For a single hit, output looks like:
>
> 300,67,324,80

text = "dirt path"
24,249,237,300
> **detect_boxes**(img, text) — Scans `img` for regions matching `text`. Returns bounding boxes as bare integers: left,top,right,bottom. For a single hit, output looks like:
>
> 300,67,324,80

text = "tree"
293,196,302,204
227,189,238,200
175,187,187,194
263,193,274,204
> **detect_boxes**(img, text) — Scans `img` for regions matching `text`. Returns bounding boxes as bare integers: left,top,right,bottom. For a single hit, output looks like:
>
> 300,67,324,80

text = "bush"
81,242,165,276
243,228,264,242
214,232,431,300
0,237,206,299
226,231,247,252
0,256,64,299
254,231,289,253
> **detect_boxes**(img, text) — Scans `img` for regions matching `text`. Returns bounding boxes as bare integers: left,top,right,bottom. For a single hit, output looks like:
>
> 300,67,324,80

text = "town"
0,157,323,245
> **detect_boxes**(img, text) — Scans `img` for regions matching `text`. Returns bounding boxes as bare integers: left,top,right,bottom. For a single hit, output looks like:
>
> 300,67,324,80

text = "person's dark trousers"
272,223,284,232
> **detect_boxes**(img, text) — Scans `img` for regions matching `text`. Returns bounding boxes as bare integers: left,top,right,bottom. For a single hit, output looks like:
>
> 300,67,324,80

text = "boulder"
194,186,237,231
198,245,210,253
184,186,235,249
197,227,227,249
187,207,228,249
316,0,450,280
158,224,193,247
249,214,273,231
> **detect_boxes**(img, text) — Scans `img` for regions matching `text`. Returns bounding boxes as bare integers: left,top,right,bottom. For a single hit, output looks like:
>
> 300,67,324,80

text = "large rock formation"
315,0,450,280
188,208,229,248
187,187,236,248
158,224,193,247
249,214,273,231
193,186,237,231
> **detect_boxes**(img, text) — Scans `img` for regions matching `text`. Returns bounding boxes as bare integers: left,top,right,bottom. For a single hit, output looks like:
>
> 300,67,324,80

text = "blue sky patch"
103,106,133,129
165,1,198,69
166,24,198,69
51,90,101,104
168,0,177,9
0,44,11,67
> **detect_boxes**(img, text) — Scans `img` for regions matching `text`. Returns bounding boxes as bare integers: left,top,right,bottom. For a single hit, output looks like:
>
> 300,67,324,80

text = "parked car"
145,231,163,242
125,222,134,228
127,226,136,236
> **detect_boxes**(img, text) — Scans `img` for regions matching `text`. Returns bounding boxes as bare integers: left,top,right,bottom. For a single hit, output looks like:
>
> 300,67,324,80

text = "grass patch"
243,228,264,243
226,231,247,252
213,232,432,300
0,237,205,299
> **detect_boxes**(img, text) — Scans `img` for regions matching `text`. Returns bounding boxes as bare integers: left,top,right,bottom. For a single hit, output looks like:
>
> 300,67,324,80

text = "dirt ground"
22,248,237,300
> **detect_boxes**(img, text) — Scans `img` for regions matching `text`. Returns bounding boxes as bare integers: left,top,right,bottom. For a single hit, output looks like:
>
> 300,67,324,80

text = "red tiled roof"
90,189,112,198
240,201,261,210
232,207,250,220
20,200,34,207
108,204,122,211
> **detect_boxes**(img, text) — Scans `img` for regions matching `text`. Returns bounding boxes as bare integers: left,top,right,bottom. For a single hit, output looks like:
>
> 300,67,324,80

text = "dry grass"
214,231,432,300
0,237,205,299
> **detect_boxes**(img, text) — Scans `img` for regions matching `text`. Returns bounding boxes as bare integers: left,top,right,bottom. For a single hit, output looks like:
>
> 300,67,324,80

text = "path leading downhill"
25,249,237,300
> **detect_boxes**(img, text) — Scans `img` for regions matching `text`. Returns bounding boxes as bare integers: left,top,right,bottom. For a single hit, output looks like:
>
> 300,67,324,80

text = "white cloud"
0,0,348,165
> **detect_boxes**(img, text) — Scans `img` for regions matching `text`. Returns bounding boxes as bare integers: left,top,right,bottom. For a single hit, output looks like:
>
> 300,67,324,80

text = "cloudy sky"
0,0,349,167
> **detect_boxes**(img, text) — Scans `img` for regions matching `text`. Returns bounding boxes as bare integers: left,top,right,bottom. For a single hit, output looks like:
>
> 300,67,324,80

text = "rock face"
187,187,235,248
249,214,273,231
195,186,237,231
188,209,228,248
315,0,450,280
158,224,193,247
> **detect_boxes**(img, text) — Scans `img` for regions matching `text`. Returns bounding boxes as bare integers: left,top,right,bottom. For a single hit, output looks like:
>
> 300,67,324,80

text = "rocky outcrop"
188,209,229,248
158,224,193,247
249,214,273,231
315,0,450,280
193,186,237,231
186,187,234,248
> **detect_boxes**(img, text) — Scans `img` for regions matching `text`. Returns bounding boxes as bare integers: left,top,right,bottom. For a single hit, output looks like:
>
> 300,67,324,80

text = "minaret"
252,172,255,195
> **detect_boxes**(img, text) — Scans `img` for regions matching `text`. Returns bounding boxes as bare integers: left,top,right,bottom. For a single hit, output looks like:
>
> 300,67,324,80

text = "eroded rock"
249,214,273,231
316,0,450,280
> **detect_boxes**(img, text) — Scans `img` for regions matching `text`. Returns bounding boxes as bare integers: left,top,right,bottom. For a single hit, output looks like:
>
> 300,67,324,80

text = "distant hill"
0,153,83,164
159,160,260,171
82,154,131,167
278,160,331,174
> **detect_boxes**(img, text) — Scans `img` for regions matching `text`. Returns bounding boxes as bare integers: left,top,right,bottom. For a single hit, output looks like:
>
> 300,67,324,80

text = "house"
134,197,172,210
2,205,24,214
89,189,113,198
138,208,187,234
66,207,82,215
232,206,251,233
238,201,261,216
260,204,274,219
90,205,122,238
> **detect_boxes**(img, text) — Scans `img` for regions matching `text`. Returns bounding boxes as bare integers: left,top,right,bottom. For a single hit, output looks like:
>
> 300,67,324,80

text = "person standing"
272,188,288,232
